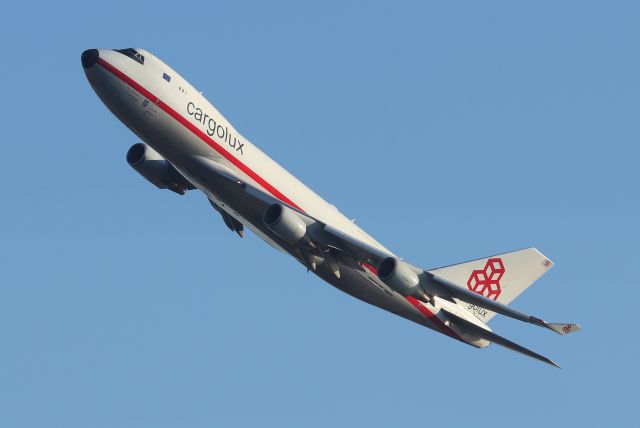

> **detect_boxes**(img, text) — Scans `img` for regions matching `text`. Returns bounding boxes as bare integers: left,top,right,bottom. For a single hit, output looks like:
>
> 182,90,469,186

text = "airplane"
81,48,580,367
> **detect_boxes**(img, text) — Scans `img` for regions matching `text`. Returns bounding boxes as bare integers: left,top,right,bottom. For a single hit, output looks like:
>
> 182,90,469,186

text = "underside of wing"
188,155,393,275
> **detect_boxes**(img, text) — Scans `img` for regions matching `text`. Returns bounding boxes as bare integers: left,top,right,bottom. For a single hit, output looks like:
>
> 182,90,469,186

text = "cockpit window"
115,48,144,65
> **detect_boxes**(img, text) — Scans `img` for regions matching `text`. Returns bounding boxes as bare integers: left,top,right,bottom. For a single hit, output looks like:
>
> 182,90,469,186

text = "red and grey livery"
82,48,580,367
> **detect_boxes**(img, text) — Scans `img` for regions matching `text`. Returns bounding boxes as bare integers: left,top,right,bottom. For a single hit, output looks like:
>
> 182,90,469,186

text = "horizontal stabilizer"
444,310,560,368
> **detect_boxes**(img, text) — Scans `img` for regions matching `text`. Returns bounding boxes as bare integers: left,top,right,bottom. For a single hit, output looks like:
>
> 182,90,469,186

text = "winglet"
529,317,581,336
546,322,581,336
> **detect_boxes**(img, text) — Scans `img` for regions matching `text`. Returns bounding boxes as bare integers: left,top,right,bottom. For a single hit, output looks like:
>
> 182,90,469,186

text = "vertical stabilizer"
427,248,553,322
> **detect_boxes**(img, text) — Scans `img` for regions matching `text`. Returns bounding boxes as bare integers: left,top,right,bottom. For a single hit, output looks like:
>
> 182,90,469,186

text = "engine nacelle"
263,203,307,243
126,143,193,195
377,257,421,296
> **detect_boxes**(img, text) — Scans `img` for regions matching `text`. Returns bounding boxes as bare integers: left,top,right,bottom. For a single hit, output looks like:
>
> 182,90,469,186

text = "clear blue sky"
1,1,638,426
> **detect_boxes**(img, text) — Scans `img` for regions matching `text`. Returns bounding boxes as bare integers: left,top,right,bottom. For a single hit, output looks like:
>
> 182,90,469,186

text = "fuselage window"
115,48,144,65
163,73,171,82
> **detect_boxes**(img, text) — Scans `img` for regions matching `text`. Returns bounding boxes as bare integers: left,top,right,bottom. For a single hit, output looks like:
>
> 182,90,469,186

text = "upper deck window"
163,73,171,82
115,48,145,65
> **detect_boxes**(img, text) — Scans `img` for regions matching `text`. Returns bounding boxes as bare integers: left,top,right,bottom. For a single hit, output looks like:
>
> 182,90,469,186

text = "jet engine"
126,143,194,195
377,257,421,296
263,203,308,244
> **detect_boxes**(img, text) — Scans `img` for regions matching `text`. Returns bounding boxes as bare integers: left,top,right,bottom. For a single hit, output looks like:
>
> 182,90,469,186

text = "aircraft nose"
81,49,99,69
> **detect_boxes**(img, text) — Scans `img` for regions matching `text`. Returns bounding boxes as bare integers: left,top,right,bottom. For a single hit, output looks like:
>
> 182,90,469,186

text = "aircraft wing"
321,224,391,266
189,155,393,270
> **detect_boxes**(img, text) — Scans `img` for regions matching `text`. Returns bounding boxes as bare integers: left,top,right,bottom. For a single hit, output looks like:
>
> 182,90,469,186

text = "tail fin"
427,248,553,322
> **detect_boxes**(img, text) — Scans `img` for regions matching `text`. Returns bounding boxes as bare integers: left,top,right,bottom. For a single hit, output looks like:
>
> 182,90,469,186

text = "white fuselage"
83,48,466,344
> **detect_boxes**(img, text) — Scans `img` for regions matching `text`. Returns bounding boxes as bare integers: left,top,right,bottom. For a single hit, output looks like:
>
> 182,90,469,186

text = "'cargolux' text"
187,101,244,155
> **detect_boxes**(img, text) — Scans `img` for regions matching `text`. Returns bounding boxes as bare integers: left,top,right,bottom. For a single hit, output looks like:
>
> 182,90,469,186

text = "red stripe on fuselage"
95,57,303,211
95,57,462,342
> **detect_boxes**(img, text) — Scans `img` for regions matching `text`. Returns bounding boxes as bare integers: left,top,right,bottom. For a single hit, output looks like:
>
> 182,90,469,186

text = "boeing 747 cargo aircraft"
81,48,580,367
